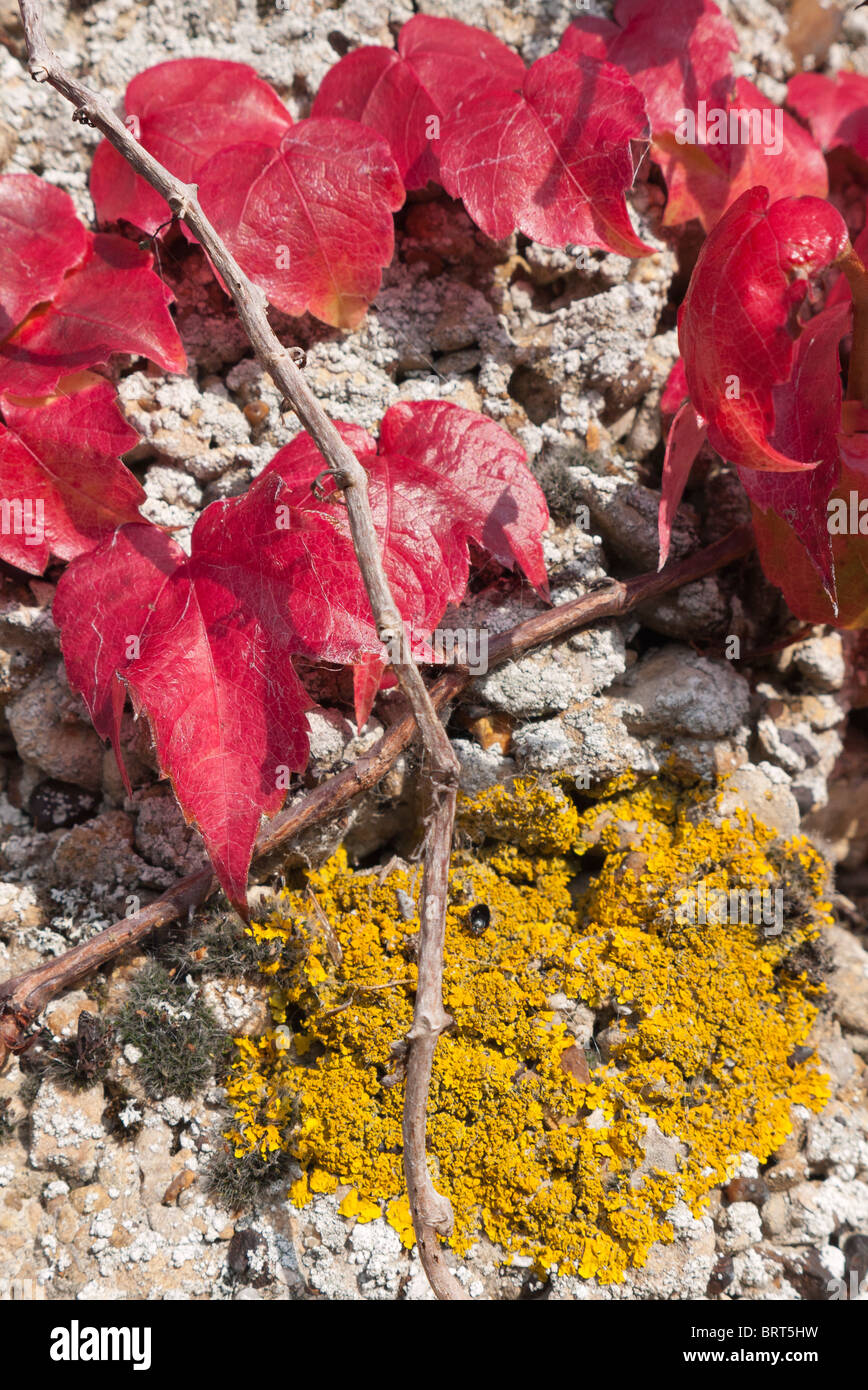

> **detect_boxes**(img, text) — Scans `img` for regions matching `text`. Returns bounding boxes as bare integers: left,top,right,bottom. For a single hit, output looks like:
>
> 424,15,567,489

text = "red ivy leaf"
655,78,828,231
0,174,88,337
0,375,143,575
263,403,549,634
787,71,868,164
658,402,708,570
312,14,524,189
258,402,549,727
397,14,525,111
560,0,737,137
196,120,404,329
263,428,461,655
750,435,868,629
56,513,314,916
561,6,826,232
0,233,186,398
678,187,848,474
264,402,549,725
437,51,651,255
377,400,550,594
314,47,441,191
741,301,850,602
90,58,292,235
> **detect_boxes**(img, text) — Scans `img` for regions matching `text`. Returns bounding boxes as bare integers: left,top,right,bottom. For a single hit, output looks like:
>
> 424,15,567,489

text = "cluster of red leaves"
0,173,184,573
309,0,868,628
90,58,403,330
560,0,828,231
0,170,549,910
315,14,651,255
89,11,665,319
1,120,550,911
81,10,845,328
602,0,868,629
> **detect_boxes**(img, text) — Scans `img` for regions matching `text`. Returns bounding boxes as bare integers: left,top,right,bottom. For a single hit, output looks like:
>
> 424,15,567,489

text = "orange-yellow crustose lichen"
223,778,832,1282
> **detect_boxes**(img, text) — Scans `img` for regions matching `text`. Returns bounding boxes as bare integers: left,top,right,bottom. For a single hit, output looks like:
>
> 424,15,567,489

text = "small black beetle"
468,903,491,936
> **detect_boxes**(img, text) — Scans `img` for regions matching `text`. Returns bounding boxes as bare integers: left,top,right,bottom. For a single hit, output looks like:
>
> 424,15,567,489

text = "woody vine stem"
17,0,464,1300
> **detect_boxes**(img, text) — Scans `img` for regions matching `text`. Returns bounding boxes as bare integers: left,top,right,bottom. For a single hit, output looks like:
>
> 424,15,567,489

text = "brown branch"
16,0,465,1298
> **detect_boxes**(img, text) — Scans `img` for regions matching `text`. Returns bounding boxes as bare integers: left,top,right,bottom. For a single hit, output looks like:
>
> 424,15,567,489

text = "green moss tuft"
117,963,225,1100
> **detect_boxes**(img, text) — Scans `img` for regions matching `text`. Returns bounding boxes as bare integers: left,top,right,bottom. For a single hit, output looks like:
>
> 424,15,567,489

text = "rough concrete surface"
1,0,867,1302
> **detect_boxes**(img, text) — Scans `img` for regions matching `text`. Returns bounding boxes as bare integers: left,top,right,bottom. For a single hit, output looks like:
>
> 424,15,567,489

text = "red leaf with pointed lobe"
788,71,868,164
219,401,548,791
0,375,143,575
312,15,524,190
397,14,525,110
560,0,737,137
377,401,549,593
740,301,849,601
56,510,314,916
196,120,404,329
0,233,186,398
259,401,548,674
655,78,827,231
313,48,441,190
263,402,550,730
658,402,708,570
53,522,179,784
266,403,548,604
678,188,848,474
560,7,826,232
750,434,868,630
90,58,292,235
661,358,689,417
0,174,88,337
437,52,651,255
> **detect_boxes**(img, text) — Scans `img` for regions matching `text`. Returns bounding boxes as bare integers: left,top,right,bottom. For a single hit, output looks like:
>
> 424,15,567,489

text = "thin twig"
17,0,465,1297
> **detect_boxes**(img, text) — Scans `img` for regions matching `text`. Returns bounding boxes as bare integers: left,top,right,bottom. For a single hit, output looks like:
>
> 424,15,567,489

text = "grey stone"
618,645,750,739
7,663,104,790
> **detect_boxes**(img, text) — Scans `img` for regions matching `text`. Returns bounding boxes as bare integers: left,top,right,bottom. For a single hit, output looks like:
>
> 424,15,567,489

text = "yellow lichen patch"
339,1189,382,1223
223,778,832,1283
